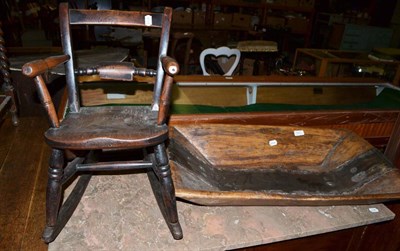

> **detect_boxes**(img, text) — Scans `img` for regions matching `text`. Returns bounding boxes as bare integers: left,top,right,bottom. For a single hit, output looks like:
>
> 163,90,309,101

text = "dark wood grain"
19,139,49,251
0,111,17,171
170,109,400,168
170,110,400,127
0,117,48,250
22,55,69,78
169,123,400,206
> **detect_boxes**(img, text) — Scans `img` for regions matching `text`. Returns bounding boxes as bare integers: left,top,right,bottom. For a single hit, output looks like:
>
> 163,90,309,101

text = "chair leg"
42,149,92,243
148,143,183,240
43,148,64,242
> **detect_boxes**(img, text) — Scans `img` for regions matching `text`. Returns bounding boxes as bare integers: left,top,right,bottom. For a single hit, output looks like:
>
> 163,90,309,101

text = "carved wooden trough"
169,124,400,206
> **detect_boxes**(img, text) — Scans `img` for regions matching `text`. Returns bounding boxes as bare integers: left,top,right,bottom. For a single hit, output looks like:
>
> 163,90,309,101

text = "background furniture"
0,23,18,125
199,46,241,76
141,0,315,50
328,23,393,51
237,40,278,76
170,32,194,75
292,48,400,86
22,3,182,243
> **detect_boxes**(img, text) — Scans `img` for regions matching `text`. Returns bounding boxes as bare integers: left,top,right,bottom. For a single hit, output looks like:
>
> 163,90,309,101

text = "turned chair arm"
22,55,70,77
22,55,70,128
158,56,179,125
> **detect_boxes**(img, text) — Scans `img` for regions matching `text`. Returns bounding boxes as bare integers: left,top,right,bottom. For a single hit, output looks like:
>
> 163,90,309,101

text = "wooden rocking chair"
22,3,182,243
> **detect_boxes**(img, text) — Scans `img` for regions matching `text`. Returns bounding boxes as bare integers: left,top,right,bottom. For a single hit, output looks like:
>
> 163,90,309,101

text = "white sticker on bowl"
269,140,278,146
294,130,305,136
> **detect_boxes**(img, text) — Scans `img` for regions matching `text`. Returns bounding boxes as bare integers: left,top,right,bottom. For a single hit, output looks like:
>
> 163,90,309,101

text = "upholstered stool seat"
237,40,278,75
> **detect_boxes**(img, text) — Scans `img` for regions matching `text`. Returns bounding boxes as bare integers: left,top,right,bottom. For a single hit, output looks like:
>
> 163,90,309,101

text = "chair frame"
199,46,241,76
22,3,182,243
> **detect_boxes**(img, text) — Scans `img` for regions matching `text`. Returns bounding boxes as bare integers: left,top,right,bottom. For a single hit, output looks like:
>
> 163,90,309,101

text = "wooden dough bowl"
169,124,400,206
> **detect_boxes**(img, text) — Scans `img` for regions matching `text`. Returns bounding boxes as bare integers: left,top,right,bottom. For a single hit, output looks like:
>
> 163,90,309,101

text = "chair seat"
45,106,168,150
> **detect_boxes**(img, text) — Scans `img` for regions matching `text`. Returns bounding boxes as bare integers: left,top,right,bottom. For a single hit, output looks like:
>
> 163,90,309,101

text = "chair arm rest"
157,56,180,125
161,56,179,76
21,55,68,128
22,54,70,78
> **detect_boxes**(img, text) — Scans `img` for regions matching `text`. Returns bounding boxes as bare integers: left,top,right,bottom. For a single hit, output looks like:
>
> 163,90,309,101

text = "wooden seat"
45,106,168,149
22,3,182,243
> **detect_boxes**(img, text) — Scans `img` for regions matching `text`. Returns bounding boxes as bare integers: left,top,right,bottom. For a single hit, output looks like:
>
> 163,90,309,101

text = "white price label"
144,15,153,26
269,140,278,146
369,207,379,213
294,130,305,136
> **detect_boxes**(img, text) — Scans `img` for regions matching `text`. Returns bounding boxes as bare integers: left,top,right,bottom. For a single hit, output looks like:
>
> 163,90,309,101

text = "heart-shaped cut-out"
199,46,241,76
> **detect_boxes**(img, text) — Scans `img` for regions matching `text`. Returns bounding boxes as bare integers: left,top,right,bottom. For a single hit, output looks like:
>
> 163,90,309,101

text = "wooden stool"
237,40,278,75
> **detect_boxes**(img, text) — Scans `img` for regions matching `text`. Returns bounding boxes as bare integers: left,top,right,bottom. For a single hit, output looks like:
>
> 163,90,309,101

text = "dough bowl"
169,124,400,206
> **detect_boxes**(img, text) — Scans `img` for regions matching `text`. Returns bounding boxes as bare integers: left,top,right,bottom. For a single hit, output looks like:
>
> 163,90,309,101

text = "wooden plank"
20,142,49,251
0,117,17,171
170,110,400,129
0,117,48,250
79,75,390,107
256,86,375,105
174,75,385,84
172,86,247,106
80,85,382,107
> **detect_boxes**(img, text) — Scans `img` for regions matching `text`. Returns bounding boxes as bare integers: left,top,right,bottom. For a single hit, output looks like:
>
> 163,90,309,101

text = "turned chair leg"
148,143,183,240
42,149,92,243
43,148,64,242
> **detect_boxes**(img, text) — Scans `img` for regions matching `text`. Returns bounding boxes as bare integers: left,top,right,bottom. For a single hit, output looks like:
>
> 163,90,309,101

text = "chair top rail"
69,8,166,28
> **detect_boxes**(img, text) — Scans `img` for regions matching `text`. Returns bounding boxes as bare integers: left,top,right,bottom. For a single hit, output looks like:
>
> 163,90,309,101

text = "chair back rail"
199,46,241,76
59,3,172,113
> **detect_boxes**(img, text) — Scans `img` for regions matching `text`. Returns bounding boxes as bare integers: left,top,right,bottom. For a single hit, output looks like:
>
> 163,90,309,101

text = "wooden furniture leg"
148,143,183,239
43,149,65,239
